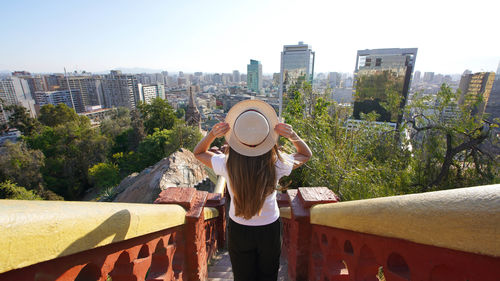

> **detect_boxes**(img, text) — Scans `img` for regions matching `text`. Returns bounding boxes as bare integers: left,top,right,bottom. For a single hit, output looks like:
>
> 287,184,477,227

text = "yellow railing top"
204,206,219,220
279,207,291,219
310,184,500,257
0,200,187,274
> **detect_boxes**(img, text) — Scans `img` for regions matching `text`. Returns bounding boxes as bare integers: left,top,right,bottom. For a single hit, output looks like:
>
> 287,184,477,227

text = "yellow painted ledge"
0,200,187,274
310,184,500,257
204,207,219,220
280,207,291,219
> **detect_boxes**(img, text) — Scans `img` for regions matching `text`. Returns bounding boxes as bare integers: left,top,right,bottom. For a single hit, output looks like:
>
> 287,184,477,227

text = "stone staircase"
208,251,288,281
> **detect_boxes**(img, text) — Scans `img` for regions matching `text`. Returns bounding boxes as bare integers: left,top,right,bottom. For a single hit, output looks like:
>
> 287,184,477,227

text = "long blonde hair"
226,145,282,219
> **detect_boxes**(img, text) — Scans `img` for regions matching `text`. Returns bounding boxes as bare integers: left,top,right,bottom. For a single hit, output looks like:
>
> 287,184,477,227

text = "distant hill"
96,67,165,74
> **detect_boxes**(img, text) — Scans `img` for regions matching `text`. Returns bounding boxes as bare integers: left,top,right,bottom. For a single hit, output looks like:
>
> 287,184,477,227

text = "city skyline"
1,0,499,74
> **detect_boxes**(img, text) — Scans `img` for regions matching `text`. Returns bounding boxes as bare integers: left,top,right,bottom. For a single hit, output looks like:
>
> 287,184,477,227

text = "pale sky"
1,0,499,75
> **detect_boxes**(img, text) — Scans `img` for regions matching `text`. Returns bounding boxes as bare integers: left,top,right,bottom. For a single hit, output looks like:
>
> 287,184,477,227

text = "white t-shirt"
211,152,294,226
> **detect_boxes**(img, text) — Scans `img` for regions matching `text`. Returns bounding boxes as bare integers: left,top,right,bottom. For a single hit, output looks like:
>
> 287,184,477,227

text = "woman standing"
193,100,311,281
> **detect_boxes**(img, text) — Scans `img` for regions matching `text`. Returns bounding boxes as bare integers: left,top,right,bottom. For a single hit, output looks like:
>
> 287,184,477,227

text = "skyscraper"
138,83,165,104
57,75,104,111
413,70,421,84
101,70,140,109
0,76,36,118
485,62,500,122
279,42,315,117
233,70,241,83
459,72,495,118
247,59,262,93
35,90,84,113
353,48,418,126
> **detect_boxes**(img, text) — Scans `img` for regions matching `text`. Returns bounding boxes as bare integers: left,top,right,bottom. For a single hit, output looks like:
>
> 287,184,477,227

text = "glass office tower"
353,48,418,125
279,42,315,117
247,59,262,93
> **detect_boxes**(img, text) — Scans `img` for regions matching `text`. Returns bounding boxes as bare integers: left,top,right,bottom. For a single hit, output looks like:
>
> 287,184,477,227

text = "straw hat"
225,100,279,157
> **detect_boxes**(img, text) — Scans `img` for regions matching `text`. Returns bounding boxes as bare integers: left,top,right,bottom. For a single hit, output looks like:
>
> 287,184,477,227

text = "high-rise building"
247,59,262,93
57,75,104,110
459,72,495,118
101,70,140,109
213,73,222,84
353,48,418,126
423,72,434,83
233,70,241,83
0,76,36,118
279,42,315,116
138,83,165,104
413,71,421,84
35,90,84,113
0,103,7,126
328,72,341,88
485,62,500,123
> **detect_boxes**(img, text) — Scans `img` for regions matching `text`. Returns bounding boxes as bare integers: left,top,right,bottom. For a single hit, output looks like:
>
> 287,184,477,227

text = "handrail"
279,185,500,280
310,184,500,257
0,200,187,274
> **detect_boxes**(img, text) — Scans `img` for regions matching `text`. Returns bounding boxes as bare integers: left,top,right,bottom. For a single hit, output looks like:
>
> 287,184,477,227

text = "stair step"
207,271,234,278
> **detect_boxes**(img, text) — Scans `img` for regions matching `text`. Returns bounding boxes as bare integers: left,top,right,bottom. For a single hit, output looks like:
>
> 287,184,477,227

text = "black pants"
228,217,282,281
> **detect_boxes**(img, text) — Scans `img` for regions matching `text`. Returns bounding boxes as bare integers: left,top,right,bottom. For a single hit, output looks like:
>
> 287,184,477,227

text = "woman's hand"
210,122,230,138
274,123,299,141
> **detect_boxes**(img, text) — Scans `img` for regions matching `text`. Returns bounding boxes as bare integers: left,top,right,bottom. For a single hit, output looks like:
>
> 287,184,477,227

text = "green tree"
0,180,42,200
38,104,79,127
88,162,120,190
26,117,110,200
4,104,40,135
405,84,499,190
100,107,131,139
137,98,176,134
138,122,202,167
0,141,45,193
129,109,146,151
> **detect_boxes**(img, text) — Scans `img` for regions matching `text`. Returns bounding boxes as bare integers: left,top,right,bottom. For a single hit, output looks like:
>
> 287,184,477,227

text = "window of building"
376,58,382,67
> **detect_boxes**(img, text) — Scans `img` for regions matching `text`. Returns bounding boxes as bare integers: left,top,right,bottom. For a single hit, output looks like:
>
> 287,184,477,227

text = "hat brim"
225,100,279,157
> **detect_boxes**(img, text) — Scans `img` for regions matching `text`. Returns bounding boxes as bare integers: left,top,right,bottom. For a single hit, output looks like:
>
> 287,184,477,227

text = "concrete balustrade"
1,183,499,281
0,186,225,281
280,184,500,281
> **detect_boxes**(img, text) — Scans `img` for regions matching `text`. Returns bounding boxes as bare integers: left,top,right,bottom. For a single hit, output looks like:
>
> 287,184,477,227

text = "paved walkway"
207,251,288,281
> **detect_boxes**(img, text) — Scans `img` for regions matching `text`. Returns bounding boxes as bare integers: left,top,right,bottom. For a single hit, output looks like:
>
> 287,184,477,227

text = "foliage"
26,116,110,200
138,122,203,167
88,162,120,190
129,109,146,151
282,81,499,201
100,107,131,139
176,108,185,119
4,104,40,135
405,84,499,190
137,98,176,135
1,96,205,201
0,180,42,200
38,104,80,127
0,141,45,192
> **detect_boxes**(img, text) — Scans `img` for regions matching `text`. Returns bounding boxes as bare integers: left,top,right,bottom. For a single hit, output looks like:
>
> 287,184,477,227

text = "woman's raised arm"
274,123,312,169
193,122,230,169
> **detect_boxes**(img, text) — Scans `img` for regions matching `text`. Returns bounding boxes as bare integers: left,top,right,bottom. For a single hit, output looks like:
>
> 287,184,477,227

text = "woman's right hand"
210,122,230,138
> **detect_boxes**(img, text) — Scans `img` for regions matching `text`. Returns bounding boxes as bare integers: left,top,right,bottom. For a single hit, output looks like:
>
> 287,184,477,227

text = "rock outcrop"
113,148,211,203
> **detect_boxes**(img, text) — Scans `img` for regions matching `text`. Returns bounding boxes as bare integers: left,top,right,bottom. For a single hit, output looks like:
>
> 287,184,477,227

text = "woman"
194,100,311,281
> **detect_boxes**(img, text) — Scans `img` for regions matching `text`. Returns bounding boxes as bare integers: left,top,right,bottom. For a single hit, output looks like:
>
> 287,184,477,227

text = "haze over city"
1,0,498,74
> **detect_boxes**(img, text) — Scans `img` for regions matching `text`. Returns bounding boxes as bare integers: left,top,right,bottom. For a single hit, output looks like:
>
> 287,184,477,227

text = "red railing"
278,185,500,281
2,184,499,281
0,187,225,281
